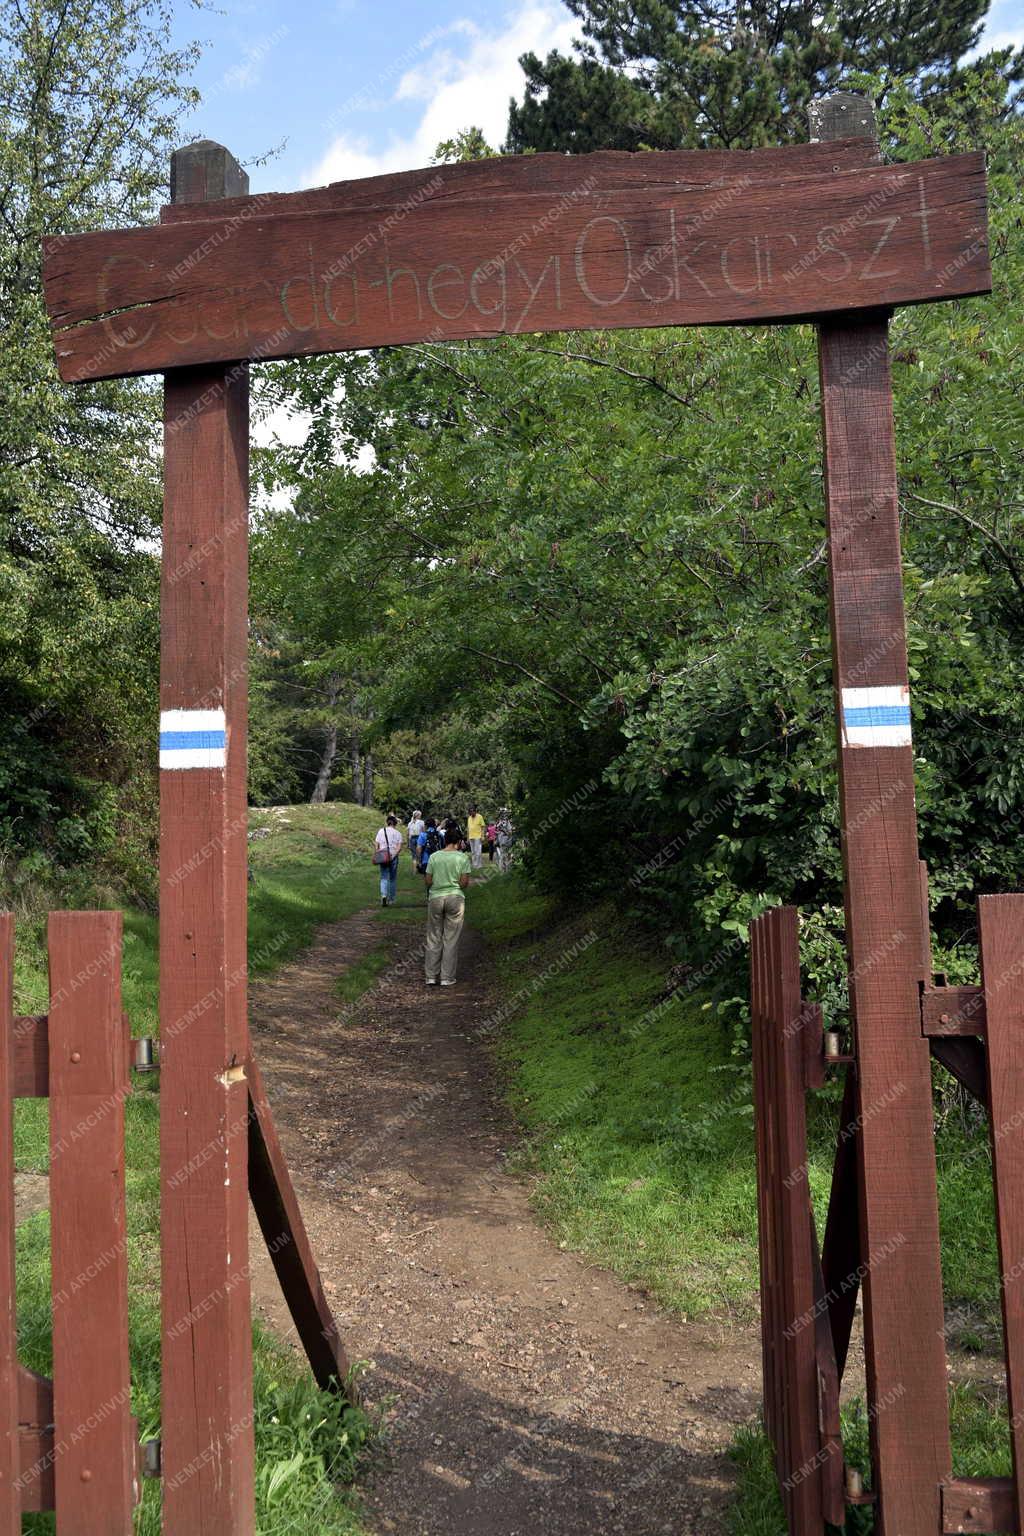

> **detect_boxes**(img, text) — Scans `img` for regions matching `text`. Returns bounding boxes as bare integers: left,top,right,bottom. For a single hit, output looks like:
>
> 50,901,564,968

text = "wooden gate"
0,910,350,1530
752,893,1024,1534
38,76,994,1535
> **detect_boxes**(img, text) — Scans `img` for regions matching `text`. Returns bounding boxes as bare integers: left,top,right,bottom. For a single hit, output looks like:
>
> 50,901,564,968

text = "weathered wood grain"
941,1475,1015,1533
11,1013,148,1097
247,1055,354,1395
158,138,882,226
819,311,952,1533
0,920,19,1535
820,1068,861,1379
48,911,136,1532
750,907,823,1532
921,984,987,1035
43,151,989,380
978,893,1024,1533
159,142,255,1536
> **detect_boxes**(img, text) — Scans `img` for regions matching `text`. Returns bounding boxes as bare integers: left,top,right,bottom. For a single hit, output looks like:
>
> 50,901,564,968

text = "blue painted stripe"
843,706,911,728
159,730,227,750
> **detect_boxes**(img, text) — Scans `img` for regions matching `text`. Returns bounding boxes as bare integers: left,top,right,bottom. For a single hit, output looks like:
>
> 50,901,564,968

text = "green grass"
9,802,385,1533
334,942,392,1008
472,873,1014,1530
472,872,762,1316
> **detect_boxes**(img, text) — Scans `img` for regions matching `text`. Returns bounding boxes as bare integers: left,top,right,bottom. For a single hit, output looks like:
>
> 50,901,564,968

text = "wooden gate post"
812,94,952,1533
159,142,255,1533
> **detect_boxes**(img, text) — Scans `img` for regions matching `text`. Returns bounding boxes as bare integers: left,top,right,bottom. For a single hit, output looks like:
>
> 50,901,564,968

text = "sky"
170,0,1024,199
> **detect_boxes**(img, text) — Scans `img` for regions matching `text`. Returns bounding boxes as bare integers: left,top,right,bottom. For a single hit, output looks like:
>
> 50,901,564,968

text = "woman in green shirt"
424,824,472,986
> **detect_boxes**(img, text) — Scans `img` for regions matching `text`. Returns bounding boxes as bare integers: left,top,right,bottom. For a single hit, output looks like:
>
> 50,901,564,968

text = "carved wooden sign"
42,144,989,381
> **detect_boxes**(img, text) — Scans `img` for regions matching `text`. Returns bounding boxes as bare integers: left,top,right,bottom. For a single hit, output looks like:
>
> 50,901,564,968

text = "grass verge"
9,801,387,1533
470,871,1012,1531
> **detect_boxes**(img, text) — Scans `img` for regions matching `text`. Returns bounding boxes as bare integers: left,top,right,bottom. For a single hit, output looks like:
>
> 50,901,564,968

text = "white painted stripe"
160,708,225,734
841,685,908,712
840,684,912,749
159,745,227,770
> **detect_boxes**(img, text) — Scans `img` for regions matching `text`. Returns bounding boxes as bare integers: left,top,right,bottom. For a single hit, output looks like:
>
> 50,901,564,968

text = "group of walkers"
372,803,514,987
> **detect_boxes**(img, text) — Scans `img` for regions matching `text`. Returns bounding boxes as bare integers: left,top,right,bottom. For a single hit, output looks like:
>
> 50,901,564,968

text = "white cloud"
305,1,578,186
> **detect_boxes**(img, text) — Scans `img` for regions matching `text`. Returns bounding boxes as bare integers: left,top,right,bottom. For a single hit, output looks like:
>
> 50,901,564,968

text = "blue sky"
171,0,1024,198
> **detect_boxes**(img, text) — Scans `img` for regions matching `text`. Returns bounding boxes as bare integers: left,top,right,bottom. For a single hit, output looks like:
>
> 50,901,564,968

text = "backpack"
425,826,443,857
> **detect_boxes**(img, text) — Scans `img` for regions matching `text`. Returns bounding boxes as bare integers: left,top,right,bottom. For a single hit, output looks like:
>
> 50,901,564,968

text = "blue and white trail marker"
159,708,227,770
840,685,912,749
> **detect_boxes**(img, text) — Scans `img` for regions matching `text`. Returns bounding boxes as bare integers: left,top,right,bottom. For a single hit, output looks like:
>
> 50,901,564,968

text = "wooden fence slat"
930,1038,989,1107
978,893,1024,1532
0,919,19,1534
159,139,255,1536
942,1475,1015,1532
922,986,987,1036
48,911,135,1532
247,1055,354,1394
820,1067,862,1379
810,1206,844,1526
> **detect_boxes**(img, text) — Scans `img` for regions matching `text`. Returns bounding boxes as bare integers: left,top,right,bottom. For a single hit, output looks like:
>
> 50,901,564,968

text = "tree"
0,0,200,883
264,72,1024,989
505,0,1018,153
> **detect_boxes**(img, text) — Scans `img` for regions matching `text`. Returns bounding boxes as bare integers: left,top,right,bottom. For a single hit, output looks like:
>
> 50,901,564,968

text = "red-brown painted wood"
159,138,882,226
978,893,1024,1532
921,985,987,1035
820,1068,861,1379
0,920,19,1534
159,140,255,1536
42,151,989,381
750,908,823,1532
247,1055,354,1394
48,911,135,1532
942,1476,1015,1532
11,1013,147,1097
819,312,952,1532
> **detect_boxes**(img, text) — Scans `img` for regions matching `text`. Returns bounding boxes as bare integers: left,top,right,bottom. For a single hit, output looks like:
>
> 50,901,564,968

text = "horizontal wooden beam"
942,1475,1014,1532
921,985,987,1036
42,149,989,381
12,1015,148,1097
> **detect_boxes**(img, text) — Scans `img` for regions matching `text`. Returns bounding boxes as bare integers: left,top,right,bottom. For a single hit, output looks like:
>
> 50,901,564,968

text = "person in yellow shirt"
466,805,486,869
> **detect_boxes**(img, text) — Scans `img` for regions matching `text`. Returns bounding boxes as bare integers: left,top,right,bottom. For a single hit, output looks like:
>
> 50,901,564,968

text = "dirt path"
247,896,761,1535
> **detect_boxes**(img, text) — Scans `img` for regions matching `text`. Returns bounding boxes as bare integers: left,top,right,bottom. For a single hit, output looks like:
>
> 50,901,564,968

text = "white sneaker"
440,980,457,987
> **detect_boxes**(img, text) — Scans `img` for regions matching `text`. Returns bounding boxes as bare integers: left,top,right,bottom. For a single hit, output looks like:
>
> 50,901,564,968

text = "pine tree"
505,0,1013,153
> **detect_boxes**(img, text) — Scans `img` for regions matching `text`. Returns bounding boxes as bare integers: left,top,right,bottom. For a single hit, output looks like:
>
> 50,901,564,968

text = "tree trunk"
350,734,362,804
310,720,338,804
362,752,374,808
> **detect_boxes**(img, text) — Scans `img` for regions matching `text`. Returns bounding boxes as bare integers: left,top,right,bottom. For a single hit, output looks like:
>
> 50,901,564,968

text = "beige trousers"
425,892,465,983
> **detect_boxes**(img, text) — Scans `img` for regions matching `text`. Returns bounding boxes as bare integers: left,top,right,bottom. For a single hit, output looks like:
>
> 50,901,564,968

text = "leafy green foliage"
505,0,1021,153
257,73,1024,1004
0,0,202,888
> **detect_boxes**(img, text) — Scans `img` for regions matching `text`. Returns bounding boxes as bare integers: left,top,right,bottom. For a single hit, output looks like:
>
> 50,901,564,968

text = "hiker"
424,822,472,986
407,808,424,853
417,816,443,877
495,810,513,873
374,815,402,907
486,818,497,862
466,804,486,869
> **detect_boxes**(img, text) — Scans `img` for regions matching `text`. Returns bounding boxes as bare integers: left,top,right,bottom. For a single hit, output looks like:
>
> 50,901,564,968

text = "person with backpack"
417,817,443,877
424,822,472,986
486,819,497,862
374,815,403,906
495,810,513,873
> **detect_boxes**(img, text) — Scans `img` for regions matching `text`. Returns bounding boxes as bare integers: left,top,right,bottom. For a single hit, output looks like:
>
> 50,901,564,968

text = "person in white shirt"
374,816,403,906
407,809,424,853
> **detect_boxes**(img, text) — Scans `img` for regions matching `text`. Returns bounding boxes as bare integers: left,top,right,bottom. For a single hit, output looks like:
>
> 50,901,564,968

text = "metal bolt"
844,1464,864,1498
80,1469,92,1482
940,1012,951,1025
70,1051,81,1064
824,1030,842,1060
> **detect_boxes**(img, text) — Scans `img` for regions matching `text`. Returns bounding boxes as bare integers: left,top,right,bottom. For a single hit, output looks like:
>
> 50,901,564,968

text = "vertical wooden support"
978,893,1024,1531
48,912,135,1532
159,140,255,1534
813,92,952,1535
0,919,19,1534
750,908,823,1533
